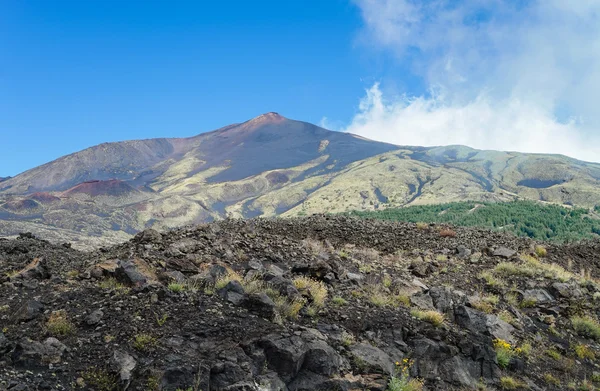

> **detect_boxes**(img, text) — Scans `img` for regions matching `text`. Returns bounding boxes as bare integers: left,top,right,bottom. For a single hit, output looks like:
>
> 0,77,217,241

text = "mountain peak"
247,112,286,125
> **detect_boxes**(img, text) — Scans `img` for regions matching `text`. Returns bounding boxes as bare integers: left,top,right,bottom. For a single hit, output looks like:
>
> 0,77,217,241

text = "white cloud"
346,0,600,162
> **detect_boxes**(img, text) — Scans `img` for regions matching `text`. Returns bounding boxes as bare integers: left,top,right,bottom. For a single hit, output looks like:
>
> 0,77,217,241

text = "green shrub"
214,270,243,290
519,298,537,308
574,343,595,360
82,367,118,391
545,348,561,360
415,222,428,230
471,294,499,314
535,245,547,257
332,296,348,306
543,373,560,386
341,331,355,347
571,316,600,341
46,310,75,337
132,334,157,351
493,339,514,369
500,376,523,390
479,271,504,288
155,313,168,327
394,294,411,307
387,376,424,391
382,274,393,288
387,360,424,391
370,292,391,307
517,342,532,357
168,282,184,293
98,278,130,293
272,295,305,319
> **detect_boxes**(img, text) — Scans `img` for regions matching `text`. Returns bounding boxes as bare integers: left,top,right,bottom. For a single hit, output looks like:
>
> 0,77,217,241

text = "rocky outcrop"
1,216,599,390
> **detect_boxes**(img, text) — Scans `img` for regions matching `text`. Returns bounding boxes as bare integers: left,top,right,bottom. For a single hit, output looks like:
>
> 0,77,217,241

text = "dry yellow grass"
410,309,445,327
46,310,75,336
293,276,328,307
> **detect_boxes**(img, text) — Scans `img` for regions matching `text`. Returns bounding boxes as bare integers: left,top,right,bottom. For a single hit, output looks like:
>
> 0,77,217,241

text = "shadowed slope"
61,179,140,198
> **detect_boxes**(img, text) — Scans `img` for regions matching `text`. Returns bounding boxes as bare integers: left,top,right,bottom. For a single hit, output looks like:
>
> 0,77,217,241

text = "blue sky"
2,0,600,176
0,0,408,176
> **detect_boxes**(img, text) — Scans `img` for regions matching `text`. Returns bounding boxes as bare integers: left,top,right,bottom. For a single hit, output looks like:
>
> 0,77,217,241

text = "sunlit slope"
1,113,600,249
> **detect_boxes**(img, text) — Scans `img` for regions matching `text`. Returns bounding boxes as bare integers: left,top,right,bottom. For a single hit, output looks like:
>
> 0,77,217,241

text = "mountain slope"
1,113,600,249
0,113,396,195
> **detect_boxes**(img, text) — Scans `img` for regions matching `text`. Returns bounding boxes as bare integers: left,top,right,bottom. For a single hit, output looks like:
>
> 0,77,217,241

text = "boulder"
286,371,330,391
291,260,332,280
210,265,228,279
247,260,264,271
254,372,287,391
111,350,136,390
258,332,344,388
165,270,186,283
492,247,516,259
411,278,429,292
160,366,196,391
134,228,162,244
210,362,250,390
455,305,515,343
412,337,493,388
550,282,582,298
11,337,67,368
429,286,464,318
243,293,277,320
85,309,104,326
410,292,435,310
12,300,44,323
11,258,49,280
260,335,307,382
303,340,345,376
221,382,257,391
346,272,365,285
218,280,246,305
115,259,156,286
456,245,472,259
523,289,554,304
409,260,433,277
349,343,394,375
266,264,285,277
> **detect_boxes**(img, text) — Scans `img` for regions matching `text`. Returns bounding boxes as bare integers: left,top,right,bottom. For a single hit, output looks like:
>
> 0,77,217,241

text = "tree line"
347,201,600,242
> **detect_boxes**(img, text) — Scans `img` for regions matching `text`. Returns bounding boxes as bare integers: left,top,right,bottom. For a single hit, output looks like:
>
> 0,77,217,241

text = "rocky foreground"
1,215,600,391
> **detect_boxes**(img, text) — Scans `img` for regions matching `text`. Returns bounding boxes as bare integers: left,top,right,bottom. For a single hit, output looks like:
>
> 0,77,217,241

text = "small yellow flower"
493,338,511,351
395,361,400,366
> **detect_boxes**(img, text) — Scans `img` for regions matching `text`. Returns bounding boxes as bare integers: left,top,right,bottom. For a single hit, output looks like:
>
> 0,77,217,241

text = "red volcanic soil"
28,192,61,204
61,179,138,197
2,199,40,211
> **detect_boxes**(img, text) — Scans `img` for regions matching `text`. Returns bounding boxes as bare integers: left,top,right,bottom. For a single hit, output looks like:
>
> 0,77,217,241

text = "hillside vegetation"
349,201,600,242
